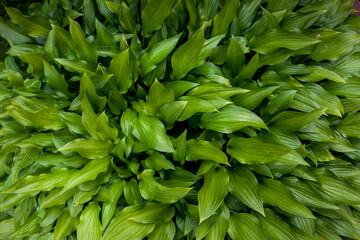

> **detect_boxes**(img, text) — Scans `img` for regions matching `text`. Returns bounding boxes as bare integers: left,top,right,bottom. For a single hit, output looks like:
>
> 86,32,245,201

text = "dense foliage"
1,0,360,239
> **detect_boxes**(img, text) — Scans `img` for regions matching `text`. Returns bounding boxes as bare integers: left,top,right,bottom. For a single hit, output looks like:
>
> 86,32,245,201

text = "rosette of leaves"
1,0,360,239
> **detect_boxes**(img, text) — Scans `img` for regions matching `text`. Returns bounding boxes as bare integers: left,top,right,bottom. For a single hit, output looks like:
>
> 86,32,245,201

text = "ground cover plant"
0,0,360,239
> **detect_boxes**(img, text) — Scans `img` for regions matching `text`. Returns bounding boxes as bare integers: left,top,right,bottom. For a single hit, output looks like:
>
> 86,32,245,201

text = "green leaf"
266,0,298,12
108,49,132,93
200,105,268,133
102,205,156,240
40,206,63,227
205,205,230,240
96,112,118,141
198,166,229,222
55,58,96,74
197,34,225,66
262,90,297,119
101,179,125,229
5,6,50,37
157,101,187,129
129,203,175,223
310,31,360,61
335,113,360,138
269,108,327,132
186,139,228,165
133,114,174,153
145,151,175,171
148,221,176,240
228,213,267,240
95,19,116,46
41,188,76,209
256,209,299,240
69,18,98,66
233,86,279,111
249,29,320,54
296,66,345,83
211,0,239,37
77,202,101,240
234,53,260,82
227,137,306,165
53,210,78,240
80,72,107,112
0,17,32,44
228,167,264,215
118,2,137,33
61,157,110,193
141,0,178,37
81,95,98,139
138,169,192,203
124,179,143,205
43,60,69,97
145,79,175,116
260,179,315,218
0,218,15,239
140,33,182,75
59,138,113,159
171,25,205,79
225,36,245,77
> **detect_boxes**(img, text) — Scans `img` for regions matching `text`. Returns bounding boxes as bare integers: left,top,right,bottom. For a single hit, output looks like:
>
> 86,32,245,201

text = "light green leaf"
5,6,50,37
200,105,268,133
53,210,78,240
138,169,192,203
228,213,267,240
80,72,107,112
62,157,110,192
108,49,132,93
145,79,175,116
0,218,15,239
59,138,113,159
69,18,97,66
148,221,176,240
227,137,306,165
187,83,249,98
101,179,125,229
77,202,101,240
102,205,156,240
198,166,229,222
186,139,228,165
140,33,181,75
129,203,175,223
157,101,187,129
55,58,96,74
145,151,175,171
296,66,345,83
133,114,174,153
